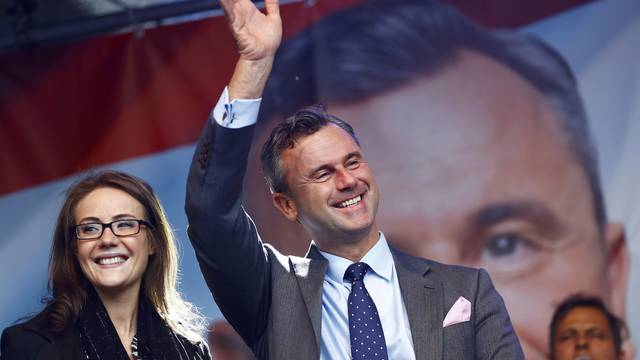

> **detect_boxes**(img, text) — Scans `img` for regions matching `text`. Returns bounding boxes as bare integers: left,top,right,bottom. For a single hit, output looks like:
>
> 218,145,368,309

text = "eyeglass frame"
74,219,153,240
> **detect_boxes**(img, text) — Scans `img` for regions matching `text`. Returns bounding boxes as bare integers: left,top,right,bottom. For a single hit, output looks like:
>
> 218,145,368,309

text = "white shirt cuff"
211,87,262,129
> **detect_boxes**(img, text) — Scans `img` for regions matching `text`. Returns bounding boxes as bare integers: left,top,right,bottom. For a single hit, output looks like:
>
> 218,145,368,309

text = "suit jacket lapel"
392,249,443,360
294,244,329,356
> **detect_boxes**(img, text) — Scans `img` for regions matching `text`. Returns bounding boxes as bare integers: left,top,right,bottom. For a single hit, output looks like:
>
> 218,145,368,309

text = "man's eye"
346,159,360,169
588,330,608,339
478,232,543,275
314,171,331,181
485,233,523,257
559,332,576,342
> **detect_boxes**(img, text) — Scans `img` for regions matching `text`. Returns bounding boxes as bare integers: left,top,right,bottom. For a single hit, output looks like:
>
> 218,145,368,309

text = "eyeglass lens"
76,220,141,239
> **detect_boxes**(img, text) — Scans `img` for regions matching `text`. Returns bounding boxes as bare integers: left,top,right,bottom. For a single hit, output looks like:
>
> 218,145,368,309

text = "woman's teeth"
97,256,126,265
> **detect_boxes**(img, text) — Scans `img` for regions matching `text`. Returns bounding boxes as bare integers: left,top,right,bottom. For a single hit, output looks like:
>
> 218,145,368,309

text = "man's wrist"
228,56,275,101
212,87,261,128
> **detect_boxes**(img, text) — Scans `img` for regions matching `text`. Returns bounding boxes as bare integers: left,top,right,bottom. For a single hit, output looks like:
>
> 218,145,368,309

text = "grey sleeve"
473,268,525,359
185,119,271,347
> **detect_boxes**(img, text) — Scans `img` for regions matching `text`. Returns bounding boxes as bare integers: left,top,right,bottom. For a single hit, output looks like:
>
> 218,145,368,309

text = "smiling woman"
0,171,210,360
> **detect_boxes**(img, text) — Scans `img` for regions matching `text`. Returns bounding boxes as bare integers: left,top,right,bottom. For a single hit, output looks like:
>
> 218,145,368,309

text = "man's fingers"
219,0,232,12
264,0,280,16
219,0,242,18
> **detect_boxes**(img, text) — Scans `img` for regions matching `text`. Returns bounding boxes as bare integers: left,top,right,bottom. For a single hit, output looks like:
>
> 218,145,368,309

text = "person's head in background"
207,320,255,360
550,294,627,360
242,0,630,359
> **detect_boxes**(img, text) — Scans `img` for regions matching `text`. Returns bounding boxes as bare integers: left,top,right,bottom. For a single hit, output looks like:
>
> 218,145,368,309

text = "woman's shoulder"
193,340,211,360
1,312,79,359
175,334,211,360
2,312,51,341
1,312,52,358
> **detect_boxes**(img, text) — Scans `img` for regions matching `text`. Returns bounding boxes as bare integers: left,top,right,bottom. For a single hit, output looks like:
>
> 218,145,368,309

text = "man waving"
185,0,523,358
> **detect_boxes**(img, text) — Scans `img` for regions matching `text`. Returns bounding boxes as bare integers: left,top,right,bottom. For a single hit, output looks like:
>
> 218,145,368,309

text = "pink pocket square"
443,296,471,328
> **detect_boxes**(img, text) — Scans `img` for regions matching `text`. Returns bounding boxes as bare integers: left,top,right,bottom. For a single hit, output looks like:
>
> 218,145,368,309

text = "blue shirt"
319,233,416,360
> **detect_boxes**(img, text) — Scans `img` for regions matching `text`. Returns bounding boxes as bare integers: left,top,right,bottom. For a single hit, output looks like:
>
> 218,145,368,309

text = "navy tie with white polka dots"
344,262,388,360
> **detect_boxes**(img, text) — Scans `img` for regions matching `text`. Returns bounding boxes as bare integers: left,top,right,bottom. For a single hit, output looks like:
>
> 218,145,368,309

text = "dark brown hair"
260,104,359,194
44,170,203,341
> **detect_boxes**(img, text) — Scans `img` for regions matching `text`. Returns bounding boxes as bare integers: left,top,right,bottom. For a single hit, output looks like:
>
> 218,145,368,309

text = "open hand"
221,0,282,61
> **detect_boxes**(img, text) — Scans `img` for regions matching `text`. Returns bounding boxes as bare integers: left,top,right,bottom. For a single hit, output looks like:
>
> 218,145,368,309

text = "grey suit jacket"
185,120,524,359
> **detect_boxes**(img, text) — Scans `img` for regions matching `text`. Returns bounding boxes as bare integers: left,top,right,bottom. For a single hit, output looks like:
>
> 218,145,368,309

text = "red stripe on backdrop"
0,0,362,196
0,18,234,195
0,0,592,196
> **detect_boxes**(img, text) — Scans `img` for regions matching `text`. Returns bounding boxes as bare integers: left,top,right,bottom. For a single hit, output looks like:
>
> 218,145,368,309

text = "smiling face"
326,50,628,359
74,187,154,295
552,306,621,360
272,124,380,253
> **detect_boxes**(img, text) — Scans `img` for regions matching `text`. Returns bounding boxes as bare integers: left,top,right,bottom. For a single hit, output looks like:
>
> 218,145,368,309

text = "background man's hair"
260,104,359,194
549,294,626,360
259,0,607,230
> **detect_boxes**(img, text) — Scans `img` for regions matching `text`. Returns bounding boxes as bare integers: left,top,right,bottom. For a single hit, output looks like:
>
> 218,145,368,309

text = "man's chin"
329,223,376,243
340,212,374,232
342,220,376,234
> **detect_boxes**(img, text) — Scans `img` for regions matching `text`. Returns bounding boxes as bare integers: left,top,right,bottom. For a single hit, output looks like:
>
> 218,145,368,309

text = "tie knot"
344,262,370,282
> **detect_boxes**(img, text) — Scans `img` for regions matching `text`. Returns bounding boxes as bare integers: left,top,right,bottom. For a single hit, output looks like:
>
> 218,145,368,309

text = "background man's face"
552,306,621,360
244,50,628,360
328,50,628,360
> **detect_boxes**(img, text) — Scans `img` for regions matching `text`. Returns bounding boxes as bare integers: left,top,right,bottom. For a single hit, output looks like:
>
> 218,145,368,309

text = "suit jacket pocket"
443,321,474,358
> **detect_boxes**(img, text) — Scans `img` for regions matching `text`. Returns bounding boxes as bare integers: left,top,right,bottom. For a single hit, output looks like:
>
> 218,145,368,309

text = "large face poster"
1,1,638,359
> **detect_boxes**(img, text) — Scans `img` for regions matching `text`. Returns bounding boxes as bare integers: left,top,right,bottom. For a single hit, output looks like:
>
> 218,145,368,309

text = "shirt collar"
319,232,394,284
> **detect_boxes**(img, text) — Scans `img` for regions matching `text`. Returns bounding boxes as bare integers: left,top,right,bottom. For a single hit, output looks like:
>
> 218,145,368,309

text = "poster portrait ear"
604,223,629,325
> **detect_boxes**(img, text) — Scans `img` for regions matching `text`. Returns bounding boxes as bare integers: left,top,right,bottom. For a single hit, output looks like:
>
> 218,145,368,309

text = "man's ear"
604,222,629,317
604,222,634,360
272,192,298,222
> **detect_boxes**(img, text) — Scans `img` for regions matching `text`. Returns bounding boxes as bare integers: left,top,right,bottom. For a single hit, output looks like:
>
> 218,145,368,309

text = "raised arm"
223,0,282,100
185,0,282,350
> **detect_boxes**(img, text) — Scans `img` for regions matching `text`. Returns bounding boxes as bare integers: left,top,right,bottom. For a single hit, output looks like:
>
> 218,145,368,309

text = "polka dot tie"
344,262,388,360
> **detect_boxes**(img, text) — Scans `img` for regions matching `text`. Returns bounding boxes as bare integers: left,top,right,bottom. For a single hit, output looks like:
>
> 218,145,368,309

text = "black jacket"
0,312,209,360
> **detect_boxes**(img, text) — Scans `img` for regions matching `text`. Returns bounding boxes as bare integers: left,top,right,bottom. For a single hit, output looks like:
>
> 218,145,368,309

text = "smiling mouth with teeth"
337,195,362,208
96,256,128,265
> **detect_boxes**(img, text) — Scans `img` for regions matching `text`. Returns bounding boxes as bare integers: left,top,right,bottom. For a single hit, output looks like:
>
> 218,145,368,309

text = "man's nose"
335,168,357,190
575,334,590,351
